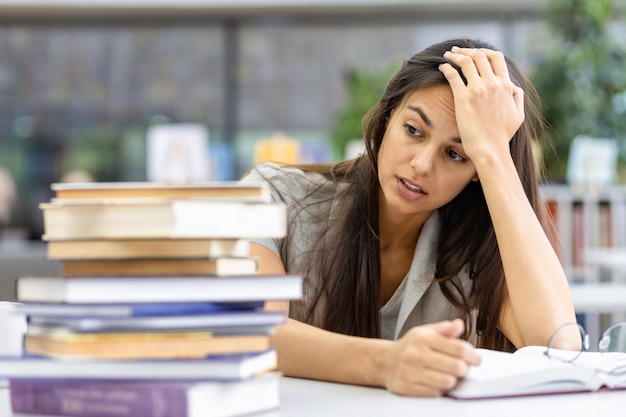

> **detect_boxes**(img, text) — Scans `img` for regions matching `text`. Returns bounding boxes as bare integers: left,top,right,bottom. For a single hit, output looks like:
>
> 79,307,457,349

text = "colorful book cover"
10,372,281,417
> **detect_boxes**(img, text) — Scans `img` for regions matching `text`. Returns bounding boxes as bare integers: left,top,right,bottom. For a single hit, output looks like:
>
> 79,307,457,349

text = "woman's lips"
398,177,426,200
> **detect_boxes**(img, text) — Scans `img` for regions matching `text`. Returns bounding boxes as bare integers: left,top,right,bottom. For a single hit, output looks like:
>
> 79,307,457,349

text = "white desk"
269,378,626,417
2,376,626,417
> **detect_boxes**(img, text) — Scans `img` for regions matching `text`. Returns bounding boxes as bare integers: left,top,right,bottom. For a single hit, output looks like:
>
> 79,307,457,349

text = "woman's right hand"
381,319,481,397
252,243,481,397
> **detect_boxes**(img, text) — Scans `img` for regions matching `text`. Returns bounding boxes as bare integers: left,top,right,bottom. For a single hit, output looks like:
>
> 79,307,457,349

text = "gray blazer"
242,162,478,344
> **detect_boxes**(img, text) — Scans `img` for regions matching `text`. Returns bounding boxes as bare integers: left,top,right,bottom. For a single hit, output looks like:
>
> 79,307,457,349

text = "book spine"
10,380,189,417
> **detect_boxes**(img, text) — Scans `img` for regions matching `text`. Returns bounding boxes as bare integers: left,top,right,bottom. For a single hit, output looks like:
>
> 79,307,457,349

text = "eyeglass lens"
599,322,626,355
546,323,586,362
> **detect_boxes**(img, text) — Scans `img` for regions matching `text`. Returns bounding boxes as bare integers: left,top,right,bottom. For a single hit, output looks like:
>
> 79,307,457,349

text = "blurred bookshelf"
0,1,551,248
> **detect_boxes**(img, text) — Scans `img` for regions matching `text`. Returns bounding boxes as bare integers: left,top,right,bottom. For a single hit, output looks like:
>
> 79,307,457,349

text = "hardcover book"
26,310,286,333
0,349,277,381
46,238,251,260
24,331,271,359
59,257,259,277
40,199,286,240
10,372,281,417
16,274,303,304
51,181,271,202
15,301,264,318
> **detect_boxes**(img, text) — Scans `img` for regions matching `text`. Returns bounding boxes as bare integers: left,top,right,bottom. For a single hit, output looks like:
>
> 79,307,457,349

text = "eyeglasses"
544,322,626,375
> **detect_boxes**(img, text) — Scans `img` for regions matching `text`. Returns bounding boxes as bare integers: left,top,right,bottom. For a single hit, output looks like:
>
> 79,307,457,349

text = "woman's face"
377,84,478,219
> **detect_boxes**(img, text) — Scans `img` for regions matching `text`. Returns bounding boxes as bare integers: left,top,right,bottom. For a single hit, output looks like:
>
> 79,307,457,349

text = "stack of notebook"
1,181,302,417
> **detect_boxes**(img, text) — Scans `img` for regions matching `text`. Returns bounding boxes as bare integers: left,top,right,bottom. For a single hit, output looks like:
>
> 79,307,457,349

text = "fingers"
442,46,510,81
438,61,466,92
426,319,481,365
439,46,515,102
410,322,481,370
432,317,465,338
437,45,525,155
385,320,481,397
391,366,460,397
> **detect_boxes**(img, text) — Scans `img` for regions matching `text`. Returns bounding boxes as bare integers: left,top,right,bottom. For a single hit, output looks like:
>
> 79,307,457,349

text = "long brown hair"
262,38,550,351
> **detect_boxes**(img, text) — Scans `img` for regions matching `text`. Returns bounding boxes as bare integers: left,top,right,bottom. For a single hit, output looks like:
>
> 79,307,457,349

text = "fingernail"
443,51,452,58
451,46,460,51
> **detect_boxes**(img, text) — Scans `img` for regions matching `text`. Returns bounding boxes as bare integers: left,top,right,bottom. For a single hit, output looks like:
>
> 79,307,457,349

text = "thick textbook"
447,346,626,399
60,257,258,277
46,238,250,260
15,301,264,318
10,372,280,417
40,199,286,240
51,181,271,202
0,349,277,381
27,310,286,333
24,331,271,359
11,372,280,417
16,274,303,303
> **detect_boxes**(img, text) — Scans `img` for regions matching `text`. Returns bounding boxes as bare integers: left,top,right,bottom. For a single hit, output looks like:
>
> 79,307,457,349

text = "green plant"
330,64,397,159
533,0,626,180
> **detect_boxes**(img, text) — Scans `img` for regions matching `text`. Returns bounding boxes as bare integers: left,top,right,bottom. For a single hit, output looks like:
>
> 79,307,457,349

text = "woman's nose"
410,145,435,175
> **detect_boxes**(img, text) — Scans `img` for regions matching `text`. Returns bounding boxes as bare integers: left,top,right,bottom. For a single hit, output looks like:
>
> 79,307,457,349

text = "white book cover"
146,123,210,183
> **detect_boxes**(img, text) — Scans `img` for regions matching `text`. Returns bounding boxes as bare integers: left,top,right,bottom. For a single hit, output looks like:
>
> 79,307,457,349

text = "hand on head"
438,46,525,164
382,319,481,397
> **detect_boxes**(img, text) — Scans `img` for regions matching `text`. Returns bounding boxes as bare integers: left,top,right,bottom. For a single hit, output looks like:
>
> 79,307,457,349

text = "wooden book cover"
60,257,258,277
52,181,271,202
40,199,286,240
25,331,271,359
47,238,250,260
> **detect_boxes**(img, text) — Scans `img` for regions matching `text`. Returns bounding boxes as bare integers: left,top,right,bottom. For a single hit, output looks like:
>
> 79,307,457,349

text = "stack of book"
0,181,303,417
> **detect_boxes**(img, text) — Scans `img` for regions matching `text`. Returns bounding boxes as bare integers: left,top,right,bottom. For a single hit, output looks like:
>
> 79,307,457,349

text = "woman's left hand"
438,46,525,165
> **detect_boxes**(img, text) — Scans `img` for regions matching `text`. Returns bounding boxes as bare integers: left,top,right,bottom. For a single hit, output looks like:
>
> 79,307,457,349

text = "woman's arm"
251,243,480,396
439,47,577,348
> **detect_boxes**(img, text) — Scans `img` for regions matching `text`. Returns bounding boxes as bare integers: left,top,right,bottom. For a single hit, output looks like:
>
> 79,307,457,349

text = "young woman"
241,37,577,397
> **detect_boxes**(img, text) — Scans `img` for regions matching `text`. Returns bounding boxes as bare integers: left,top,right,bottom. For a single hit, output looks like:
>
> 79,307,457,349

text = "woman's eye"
447,149,466,162
404,124,422,137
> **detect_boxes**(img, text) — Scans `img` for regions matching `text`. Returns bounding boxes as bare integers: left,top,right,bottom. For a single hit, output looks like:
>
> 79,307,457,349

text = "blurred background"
1,0,626,304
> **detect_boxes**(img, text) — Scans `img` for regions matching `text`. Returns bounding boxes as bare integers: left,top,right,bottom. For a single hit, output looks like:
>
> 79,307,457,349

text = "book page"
515,346,626,388
470,348,571,382
560,351,626,388
448,348,602,399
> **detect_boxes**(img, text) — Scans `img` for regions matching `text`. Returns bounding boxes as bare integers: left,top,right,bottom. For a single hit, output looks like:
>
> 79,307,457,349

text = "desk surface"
264,377,626,417
2,376,626,417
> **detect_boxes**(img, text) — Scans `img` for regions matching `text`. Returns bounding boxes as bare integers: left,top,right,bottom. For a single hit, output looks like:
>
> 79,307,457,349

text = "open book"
447,346,626,399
